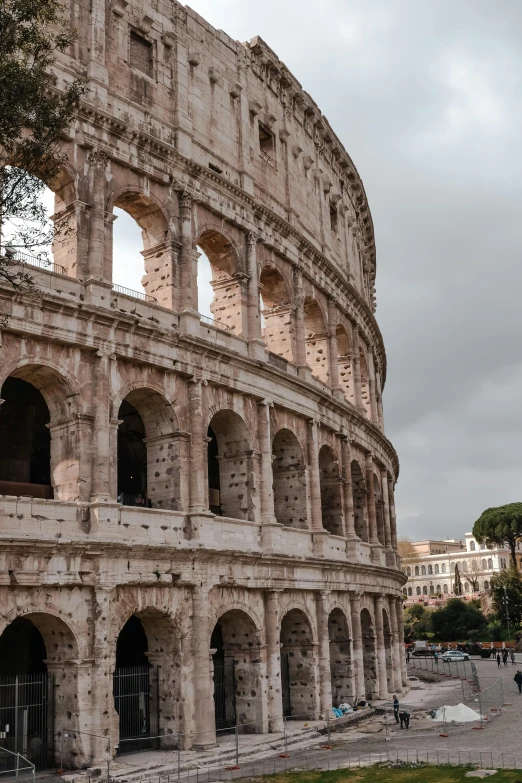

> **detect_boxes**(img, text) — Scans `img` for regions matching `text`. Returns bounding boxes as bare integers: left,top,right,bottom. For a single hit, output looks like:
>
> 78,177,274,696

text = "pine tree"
453,564,463,596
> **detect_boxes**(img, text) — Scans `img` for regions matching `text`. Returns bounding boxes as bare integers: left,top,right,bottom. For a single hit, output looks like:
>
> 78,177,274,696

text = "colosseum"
0,0,406,770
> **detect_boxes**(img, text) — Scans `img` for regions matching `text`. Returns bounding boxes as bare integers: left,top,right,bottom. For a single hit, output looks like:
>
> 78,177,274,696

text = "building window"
329,202,338,234
403,588,407,596
488,558,493,569
259,123,275,161
484,580,489,590
451,562,456,573
416,586,421,595
481,559,487,570
406,567,411,576
464,582,469,592
415,566,419,576
480,544,486,550
429,584,434,594
436,584,441,593
421,565,426,575
435,564,439,574
441,563,446,573
130,31,153,77
470,541,476,551
428,564,433,575
408,587,413,596
501,558,507,570
443,583,448,593
423,586,428,595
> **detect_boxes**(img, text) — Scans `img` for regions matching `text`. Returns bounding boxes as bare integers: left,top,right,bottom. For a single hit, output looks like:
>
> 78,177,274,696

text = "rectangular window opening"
130,31,153,77
259,123,275,160
330,202,338,234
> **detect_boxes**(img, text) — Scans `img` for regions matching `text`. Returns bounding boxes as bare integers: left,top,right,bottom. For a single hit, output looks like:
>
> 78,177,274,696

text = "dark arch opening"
207,425,221,515
117,400,147,506
116,615,149,668
319,445,343,535
360,609,377,699
0,377,52,499
328,609,353,705
0,618,47,676
351,461,368,542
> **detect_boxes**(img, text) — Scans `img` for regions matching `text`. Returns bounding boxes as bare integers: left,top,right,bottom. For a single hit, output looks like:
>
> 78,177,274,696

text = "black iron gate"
281,652,292,717
113,665,159,754
0,673,54,770
213,654,236,732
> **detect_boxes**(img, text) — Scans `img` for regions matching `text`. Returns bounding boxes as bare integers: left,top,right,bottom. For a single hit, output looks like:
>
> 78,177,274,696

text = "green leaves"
473,503,522,568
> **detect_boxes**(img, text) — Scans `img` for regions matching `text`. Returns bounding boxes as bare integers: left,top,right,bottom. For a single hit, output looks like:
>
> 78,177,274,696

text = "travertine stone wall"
0,0,406,770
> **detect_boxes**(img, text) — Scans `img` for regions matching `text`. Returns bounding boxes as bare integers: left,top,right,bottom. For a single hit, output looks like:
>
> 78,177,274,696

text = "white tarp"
431,703,482,723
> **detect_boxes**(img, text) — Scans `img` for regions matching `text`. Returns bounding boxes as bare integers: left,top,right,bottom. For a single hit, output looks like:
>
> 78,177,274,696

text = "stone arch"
114,607,179,752
373,473,385,546
0,362,82,501
280,608,317,719
0,611,82,768
111,189,173,307
336,324,354,404
272,428,308,529
318,444,343,536
328,608,353,704
207,409,255,520
43,163,81,278
211,609,263,732
351,460,368,542
116,387,181,509
360,608,377,699
304,297,329,384
382,607,393,694
197,228,245,334
260,265,295,362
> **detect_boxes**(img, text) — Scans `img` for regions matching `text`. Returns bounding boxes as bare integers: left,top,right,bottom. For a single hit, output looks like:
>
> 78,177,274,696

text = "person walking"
497,652,501,668
514,670,522,694
393,695,400,724
511,649,516,666
503,649,508,667
399,710,410,729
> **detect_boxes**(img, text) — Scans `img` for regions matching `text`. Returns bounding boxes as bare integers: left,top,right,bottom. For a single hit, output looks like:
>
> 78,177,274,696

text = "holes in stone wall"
272,429,307,528
351,460,368,542
318,445,343,536
336,325,354,405
207,410,252,520
304,298,329,384
197,230,244,333
280,609,316,719
328,609,353,704
360,608,377,699
373,473,385,546
259,266,294,362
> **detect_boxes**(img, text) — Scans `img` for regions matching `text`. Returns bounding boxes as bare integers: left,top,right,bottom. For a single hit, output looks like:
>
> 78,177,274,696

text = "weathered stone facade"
0,0,406,769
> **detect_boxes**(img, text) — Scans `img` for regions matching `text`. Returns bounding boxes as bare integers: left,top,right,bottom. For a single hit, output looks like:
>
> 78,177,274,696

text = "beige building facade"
0,0,405,769
402,534,514,600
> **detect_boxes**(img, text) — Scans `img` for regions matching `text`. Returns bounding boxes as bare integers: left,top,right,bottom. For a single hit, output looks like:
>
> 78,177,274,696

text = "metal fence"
199,314,232,332
0,748,35,783
112,283,157,303
0,674,54,770
7,250,66,277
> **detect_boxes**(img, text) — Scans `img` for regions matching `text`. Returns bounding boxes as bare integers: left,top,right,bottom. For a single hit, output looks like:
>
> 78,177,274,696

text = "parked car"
456,642,492,658
442,650,470,663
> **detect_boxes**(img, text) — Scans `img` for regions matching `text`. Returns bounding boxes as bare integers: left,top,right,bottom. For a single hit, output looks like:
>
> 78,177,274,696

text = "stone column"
294,266,307,372
352,326,364,414
192,584,216,748
389,484,398,552
90,587,119,763
188,378,206,513
179,191,195,312
315,591,332,718
381,469,395,567
258,400,277,525
374,595,389,699
327,298,339,390
246,231,262,341
375,368,384,431
307,420,323,533
365,453,378,546
389,596,403,693
395,597,408,686
367,349,379,425
86,150,108,281
265,590,284,732
90,351,113,502
350,592,365,702
341,436,356,543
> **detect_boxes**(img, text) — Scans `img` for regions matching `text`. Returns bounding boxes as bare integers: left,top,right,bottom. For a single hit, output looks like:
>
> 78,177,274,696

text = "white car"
442,650,470,663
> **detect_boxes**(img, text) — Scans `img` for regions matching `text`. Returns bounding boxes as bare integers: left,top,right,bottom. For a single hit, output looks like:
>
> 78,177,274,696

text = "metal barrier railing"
0,747,35,783
199,314,232,332
112,283,157,303
6,249,67,276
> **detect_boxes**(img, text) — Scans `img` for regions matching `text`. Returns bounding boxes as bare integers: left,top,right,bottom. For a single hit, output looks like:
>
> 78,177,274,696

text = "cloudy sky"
172,0,522,543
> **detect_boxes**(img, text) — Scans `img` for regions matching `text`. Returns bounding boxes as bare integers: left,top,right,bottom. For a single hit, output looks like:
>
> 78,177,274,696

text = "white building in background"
401,533,516,601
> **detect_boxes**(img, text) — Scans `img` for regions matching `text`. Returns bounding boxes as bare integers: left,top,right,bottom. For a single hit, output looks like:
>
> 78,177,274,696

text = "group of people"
497,649,516,667
392,695,410,729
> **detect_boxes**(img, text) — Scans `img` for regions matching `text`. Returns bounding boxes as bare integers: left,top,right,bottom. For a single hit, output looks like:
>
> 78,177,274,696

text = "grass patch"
243,767,522,783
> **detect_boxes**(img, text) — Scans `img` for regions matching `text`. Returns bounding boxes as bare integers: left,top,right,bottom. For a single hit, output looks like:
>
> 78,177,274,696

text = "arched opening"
0,613,79,769
211,610,262,733
197,230,244,334
382,608,393,693
259,266,294,362
336,325,354,404
117,389,181,509
207,410,254,520
351,460,368,542
272,429,307,528
328,609,353,705
319,445,343,536
112,192,171,305
280,609,317,719
360,609,377,699
407,587,412,596
0,377,52,498
304,298,329,384
114,614,161,754
359,348,371,418
373,473,385,546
